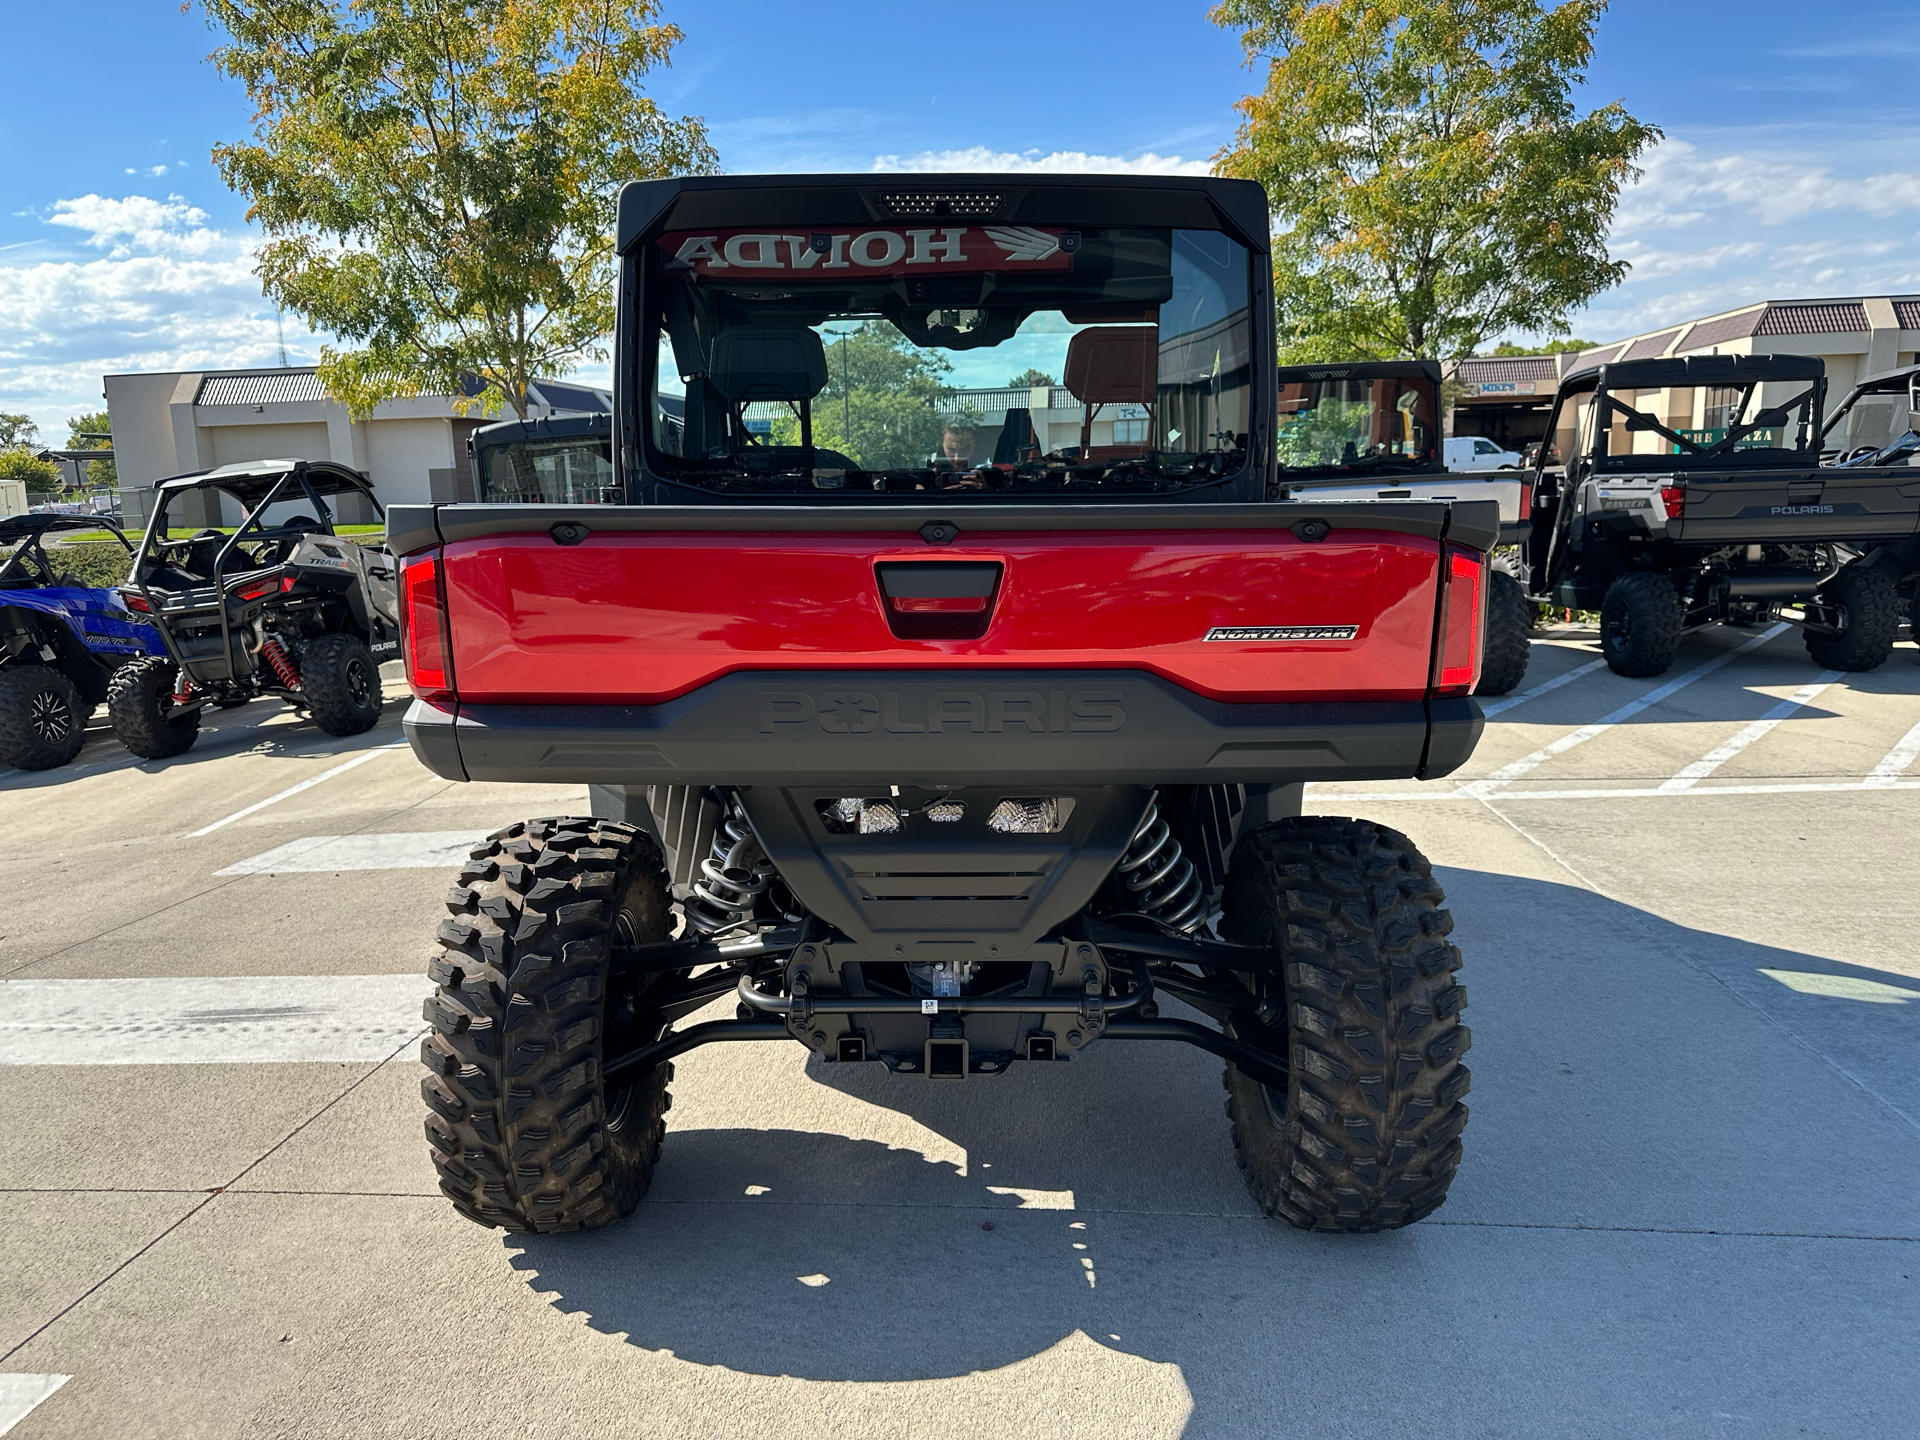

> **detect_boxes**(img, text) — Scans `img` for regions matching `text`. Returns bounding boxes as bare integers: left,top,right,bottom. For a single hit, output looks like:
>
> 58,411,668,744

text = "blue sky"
4,1,1919,438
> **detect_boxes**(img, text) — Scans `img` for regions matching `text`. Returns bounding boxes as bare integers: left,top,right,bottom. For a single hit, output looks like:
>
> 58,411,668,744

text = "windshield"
477,435,614,503
643,226,1253,496
1275,375,1437,473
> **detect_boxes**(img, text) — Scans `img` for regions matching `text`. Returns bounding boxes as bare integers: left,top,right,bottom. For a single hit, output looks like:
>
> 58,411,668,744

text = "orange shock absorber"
259,634,302,690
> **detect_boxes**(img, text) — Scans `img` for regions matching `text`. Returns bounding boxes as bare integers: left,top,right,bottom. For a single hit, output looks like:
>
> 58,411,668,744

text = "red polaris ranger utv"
390,175,1491,1237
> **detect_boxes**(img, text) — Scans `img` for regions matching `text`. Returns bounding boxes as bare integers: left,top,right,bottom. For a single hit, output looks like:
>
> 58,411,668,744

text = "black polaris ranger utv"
111,459,399,757
1527,353,1920,676
1272,359,1535,694
396,173,1488,1237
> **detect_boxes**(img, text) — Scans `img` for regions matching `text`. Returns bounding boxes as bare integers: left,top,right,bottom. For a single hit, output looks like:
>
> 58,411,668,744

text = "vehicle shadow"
502,866,1920,1433
0,686,410,793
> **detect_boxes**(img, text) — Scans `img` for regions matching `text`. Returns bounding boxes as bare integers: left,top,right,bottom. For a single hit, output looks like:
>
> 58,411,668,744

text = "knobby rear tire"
1219,817,1470,1232
1476,570,1532,696
421,817,675,1233
1600,571,1682,678
105,655,200,759
1805,563,1898,672
299,633,383,736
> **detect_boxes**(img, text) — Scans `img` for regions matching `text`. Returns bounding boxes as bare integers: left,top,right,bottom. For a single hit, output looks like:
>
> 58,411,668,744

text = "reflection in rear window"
641,226,1255,497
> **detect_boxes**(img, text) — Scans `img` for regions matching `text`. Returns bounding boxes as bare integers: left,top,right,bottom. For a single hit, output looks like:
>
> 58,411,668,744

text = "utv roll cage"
1821,362,1920,465
1532,354,1828,477
128,459,382,686
0,513,134,586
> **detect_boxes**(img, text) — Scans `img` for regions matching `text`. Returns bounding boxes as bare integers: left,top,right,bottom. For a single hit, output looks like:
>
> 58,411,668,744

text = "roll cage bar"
0,515,134,586
128,461,382,686
1528,354,1828,483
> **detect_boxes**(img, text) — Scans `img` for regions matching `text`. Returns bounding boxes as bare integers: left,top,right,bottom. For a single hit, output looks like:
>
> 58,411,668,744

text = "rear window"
477,436,614,504
640,225,1255,497
1275,373,1438,474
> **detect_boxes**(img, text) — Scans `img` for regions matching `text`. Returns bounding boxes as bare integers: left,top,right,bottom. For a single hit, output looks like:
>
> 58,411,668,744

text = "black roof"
153,458,378,508
471,413,612,450
1276,359,1442,385
1838,362,1920,397
615,173,1272,256
1556,353,1825,397
0,513,128,546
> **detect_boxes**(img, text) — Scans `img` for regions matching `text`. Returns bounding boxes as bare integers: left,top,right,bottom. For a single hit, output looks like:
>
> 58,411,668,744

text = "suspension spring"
684,796,775,937
259,634,301,690
1116,797,1205,932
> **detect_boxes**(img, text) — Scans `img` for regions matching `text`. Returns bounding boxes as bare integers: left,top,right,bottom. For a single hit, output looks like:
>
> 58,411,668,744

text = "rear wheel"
1475,570,1532,695
106,655,199,759
299,634,382,735
1600,571,1682,677
1805,563,1898,672
1218,817,1469,1232
0,664,86,770
421,817,675,1233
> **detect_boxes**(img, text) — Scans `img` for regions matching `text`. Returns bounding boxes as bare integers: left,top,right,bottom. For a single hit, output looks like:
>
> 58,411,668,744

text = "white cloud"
871,147,1212,176
0,193,297,440
1554,131,1920,344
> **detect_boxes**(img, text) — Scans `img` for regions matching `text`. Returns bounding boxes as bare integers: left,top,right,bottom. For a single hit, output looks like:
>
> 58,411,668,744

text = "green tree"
1489,337,1593,356
0,448,62,496
66,411,116,490
204,0,719,419
1006,367,1058,388
0,413,38,449
1212,0,1657,362
772,325,956,471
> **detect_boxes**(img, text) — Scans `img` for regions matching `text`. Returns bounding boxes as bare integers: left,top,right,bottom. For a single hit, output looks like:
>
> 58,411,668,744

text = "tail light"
1660,483,1686,519
1517,478,1535,519
1431,546,1485,696
400,550,454,703
120,589,152,614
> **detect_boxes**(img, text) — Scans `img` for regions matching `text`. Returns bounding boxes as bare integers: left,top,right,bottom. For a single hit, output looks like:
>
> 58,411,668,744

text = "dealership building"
1451,294,1920,458
103,365,609,526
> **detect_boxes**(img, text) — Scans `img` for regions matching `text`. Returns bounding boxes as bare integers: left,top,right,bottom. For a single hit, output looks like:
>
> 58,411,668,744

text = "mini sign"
658,226,1076,279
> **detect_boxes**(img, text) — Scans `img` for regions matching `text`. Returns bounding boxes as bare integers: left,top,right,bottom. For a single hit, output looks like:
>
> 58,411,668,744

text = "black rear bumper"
404,670,1482,787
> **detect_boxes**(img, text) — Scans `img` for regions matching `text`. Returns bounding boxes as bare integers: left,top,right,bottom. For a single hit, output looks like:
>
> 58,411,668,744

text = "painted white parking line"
216,831,479,875
1312,777,1920,803
188,742,409,837
1864,716,1920,788
1655,671,1843,792
1459,624,1790,797
1479,657,1610,719
0,1376,70,1435
0,975,427,1065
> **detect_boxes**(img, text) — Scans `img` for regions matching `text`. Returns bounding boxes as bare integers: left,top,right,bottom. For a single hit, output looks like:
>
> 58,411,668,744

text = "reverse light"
1432,547,1485,696
1660,483,1686,519
401,550,453,701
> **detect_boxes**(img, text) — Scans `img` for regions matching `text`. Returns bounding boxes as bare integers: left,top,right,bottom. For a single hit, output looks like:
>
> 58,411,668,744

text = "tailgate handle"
876,561,1002,615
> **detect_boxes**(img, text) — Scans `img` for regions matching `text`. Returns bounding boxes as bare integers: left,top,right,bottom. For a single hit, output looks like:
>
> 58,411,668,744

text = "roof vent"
881,191,1003,218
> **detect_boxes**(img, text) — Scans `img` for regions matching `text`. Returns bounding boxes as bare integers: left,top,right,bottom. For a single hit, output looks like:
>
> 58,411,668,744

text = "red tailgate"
438,528,1441,705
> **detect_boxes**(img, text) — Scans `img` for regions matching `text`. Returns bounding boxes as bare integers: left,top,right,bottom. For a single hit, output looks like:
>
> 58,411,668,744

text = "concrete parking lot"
1,624,1916,1439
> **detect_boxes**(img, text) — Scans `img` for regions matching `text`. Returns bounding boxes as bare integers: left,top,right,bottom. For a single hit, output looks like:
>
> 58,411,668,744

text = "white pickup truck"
1275,359,1534,693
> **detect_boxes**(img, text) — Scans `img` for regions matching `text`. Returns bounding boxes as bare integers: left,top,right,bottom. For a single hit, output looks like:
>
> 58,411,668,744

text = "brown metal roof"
1893,300,1920,330
1621,329,1681,361
1753,302,1868,336
1675,309,1763,350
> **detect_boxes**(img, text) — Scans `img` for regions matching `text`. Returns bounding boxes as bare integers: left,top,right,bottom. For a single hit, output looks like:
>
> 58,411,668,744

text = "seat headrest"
1065,325,1158,406
708,327,829,402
